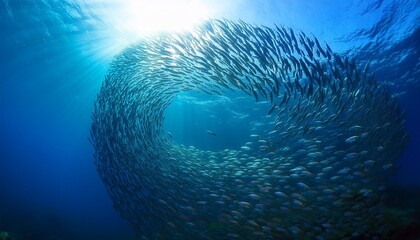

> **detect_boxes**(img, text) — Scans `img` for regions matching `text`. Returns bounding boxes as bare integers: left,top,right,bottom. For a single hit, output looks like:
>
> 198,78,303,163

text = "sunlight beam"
123,0,210,35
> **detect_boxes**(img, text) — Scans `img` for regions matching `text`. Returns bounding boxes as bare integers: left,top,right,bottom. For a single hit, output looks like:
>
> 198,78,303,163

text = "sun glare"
95,0,215,57
123,0,210,35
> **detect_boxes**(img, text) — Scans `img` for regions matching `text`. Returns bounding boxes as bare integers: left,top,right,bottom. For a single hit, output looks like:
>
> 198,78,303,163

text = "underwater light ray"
115,0,210,35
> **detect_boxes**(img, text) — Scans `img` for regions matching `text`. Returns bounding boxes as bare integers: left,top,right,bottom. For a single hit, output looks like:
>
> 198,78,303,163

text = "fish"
90,19,408,239
345,136,359,143
267,104,277,115
241,146,251,151
275,191,289,198
206,130,217,136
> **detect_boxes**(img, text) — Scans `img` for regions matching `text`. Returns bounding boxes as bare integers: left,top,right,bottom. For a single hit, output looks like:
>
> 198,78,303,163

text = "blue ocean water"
0,0,419,239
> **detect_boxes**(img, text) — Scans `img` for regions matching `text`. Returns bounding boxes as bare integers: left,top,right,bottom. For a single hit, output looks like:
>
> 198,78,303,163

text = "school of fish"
90,20,409,239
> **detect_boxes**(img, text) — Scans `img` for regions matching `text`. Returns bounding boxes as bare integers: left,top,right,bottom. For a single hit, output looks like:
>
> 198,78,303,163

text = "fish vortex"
91,20,408,239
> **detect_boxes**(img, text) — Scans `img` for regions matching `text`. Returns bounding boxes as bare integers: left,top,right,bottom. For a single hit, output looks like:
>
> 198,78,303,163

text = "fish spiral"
91,20,408,239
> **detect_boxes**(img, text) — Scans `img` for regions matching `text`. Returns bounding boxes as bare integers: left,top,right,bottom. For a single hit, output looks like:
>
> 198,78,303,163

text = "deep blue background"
0,0,419,239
